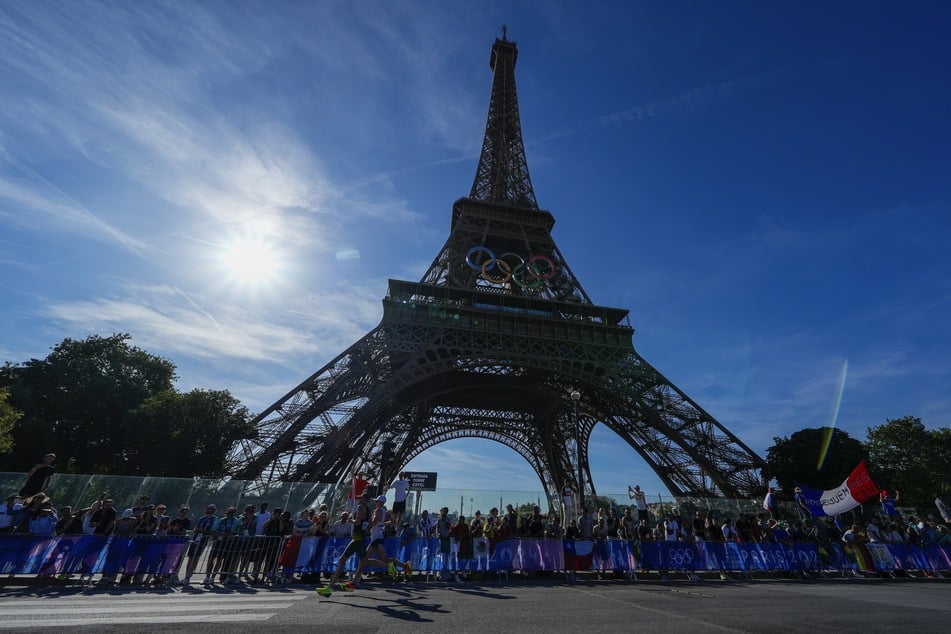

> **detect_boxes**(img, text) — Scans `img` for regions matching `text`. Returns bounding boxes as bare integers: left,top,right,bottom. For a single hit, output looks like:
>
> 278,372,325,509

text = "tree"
764,427,868,495
0,334,177,472
0,388,22,455
865,416,948,506
0,333,254,477
126,388,254,477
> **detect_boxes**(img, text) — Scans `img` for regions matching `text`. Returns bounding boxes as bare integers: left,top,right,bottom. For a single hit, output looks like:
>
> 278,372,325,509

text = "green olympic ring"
466,246,557,288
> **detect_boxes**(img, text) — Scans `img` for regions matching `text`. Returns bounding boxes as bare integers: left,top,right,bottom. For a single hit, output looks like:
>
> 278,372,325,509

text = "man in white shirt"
254,502,271,536
628,484,649,521
391,473,411,527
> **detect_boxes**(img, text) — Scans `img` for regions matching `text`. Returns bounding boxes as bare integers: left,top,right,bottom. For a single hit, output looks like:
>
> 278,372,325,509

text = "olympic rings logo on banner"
667,547,694,566
465,246,558,288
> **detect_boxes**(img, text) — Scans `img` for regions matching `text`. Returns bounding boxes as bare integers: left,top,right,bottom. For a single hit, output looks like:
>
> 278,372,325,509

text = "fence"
1,534,949,585
1,472,773,521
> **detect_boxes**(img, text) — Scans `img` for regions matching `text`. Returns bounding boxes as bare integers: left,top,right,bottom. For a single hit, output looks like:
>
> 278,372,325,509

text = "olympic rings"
465,246,558,287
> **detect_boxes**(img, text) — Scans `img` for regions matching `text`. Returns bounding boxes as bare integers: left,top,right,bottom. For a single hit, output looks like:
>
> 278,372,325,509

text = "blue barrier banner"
639,542,704,570
923,546,951,571
591,539,636,572
1,535,946,577
0,535,186,575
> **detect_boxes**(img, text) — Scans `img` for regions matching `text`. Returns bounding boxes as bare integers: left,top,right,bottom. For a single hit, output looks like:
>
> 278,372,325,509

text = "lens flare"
817,358,849,470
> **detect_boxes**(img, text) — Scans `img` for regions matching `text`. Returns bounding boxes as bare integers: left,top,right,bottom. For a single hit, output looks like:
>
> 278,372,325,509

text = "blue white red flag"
563,539,594,571
797,460,880,517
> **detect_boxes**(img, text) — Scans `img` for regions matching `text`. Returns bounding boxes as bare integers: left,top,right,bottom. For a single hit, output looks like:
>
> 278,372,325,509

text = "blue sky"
1,1,949,499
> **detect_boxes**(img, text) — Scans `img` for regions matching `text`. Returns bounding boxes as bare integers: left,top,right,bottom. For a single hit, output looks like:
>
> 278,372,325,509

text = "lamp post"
570,390,583,514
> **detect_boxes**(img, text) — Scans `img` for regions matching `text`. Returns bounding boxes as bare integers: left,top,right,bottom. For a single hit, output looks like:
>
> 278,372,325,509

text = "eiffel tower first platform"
227,34,766,504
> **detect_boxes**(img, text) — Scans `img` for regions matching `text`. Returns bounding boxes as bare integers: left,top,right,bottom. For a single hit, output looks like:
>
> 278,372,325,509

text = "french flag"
798,460,880,517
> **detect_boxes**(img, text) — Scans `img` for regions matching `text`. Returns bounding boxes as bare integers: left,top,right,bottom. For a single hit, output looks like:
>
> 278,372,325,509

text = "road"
1,576,949,632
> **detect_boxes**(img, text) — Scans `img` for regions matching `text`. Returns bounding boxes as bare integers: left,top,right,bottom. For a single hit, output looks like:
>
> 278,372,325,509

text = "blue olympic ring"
465,246,557,288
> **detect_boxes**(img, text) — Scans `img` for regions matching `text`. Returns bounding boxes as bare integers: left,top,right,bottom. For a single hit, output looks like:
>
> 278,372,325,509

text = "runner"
315,492,371,596
358,495,412,583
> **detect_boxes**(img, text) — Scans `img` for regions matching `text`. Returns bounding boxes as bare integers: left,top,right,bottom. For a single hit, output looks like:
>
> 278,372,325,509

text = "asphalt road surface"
1,576,949,632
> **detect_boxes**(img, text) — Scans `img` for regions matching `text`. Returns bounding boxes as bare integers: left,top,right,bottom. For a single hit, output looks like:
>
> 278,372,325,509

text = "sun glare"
219,234,282,286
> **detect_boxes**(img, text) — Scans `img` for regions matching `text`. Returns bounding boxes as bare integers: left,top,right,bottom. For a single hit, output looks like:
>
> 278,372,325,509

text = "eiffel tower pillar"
226,33,767,504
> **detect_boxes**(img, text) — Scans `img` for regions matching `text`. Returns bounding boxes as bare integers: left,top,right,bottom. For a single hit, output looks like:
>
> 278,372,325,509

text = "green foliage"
127,388,254,477
865,416,949,506
0,333,253,477
764,427,868,494
0,388,22,455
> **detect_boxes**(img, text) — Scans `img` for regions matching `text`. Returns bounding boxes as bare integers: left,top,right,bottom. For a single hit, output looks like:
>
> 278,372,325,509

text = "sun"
219,234,282,286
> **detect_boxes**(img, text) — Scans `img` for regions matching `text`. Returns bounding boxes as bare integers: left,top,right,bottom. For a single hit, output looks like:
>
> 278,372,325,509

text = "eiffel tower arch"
227,34,766,506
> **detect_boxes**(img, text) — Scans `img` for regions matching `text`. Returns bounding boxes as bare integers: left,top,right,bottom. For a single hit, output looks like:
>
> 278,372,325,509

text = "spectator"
182,504,218,586
763,487,777,520
330,511,353,538
416,509,434,538
664,511,679,542
54,506,74,535
721,518,736,542
527,506,545,538
628,484,649,522
19,453,56,502
131,495,152,517
345,471,370,515
91,498,118,536
313,511,330,536
578,507,594,539
691,511,706,541
448,513,471,579
168,507,192,536
880,489,900,518
0,494,23,534
636,517,652,541
391,472,411,527
153,505,169,535
293,510,313,536
254,502,271,536
29,502,58,536
558,517,576,540
135,505,158,536
619,508,636,539
113,508,139,536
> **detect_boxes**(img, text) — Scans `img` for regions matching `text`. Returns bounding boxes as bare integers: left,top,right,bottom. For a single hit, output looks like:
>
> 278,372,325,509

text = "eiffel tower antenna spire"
469,30,538,209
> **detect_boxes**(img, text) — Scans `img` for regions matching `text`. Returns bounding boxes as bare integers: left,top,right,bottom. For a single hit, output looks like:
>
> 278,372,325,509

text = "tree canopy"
764,426,868,494
0,388,21,455
865,416,949,507
0,333,254,477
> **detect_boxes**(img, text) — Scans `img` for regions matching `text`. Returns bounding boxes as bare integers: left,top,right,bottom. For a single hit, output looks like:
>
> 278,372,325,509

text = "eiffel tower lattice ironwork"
227,34,766,503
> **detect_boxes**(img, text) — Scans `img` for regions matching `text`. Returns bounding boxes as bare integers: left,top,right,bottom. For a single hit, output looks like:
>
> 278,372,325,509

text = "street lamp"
570,390,583,514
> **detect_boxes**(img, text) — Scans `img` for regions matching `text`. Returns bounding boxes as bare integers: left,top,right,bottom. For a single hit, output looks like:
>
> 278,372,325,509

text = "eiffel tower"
227,33,766,504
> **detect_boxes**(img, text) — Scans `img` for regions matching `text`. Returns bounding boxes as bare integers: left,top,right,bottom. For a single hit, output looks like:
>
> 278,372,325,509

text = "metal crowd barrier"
1,535,948,585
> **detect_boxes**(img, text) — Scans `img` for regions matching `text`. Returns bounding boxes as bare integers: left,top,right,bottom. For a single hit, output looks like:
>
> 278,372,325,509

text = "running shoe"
315,585,333,597
388,562,398,577
403,562,412,578
337,581,356,591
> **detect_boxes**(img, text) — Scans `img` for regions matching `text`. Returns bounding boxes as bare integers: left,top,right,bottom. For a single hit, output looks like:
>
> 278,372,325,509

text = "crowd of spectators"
3,455,950,585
